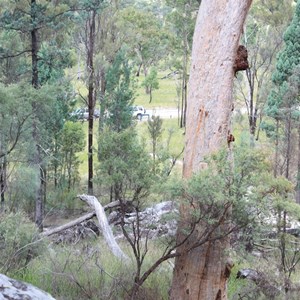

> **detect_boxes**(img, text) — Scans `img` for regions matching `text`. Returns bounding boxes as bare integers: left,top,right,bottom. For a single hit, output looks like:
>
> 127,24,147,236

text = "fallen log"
0,273,55,300
78,195,129,261
41,200,121,237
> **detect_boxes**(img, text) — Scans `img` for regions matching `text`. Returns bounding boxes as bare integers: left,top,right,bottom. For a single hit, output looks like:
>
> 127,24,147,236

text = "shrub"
0,211,42,273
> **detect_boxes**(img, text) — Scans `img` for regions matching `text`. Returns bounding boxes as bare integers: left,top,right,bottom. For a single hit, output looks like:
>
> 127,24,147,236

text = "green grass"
76,115,184,184
18,239,172,300
74,70,181,181
136,118,185,156
134,72,179,109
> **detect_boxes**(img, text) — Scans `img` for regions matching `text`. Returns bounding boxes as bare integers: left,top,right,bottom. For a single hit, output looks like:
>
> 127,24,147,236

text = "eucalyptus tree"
74,0,128,195
60,121,85,191
235,0,294,146
141,67,159,103
265,0,300,183
101,50,135,132
0,84,32,210
165,0,198,127
120,7,169,83
262,6,300,295
0,0,74,229
170,0,253,298
77,0,103,195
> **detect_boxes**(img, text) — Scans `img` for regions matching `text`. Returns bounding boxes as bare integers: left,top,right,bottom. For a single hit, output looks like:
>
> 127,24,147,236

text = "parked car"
131,106,146,120
70,108,100,120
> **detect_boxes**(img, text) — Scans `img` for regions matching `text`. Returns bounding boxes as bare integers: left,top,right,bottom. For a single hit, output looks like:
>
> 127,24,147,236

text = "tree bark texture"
296,125,300,204
0,157,6,210
87,10,96,195
170,1,252,299
31,0,45,231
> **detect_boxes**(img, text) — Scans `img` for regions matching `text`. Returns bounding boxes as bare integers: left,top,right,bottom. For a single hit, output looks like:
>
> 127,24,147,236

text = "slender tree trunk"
98,68,106,133
285,113,292,181
0,157,7,210
54,142,58,189
170,1,252,299
296,125,300,204
31,2,38,90
180,20,188,129
31,0,44,231
87,10,96,195
246,68,256,147
143,65,150,94
149,88,152,103
274,119,280,177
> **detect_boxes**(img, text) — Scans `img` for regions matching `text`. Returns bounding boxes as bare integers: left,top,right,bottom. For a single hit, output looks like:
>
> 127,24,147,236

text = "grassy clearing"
75,70,181,180
134,73,179,109
77,117,184,180
137,118,184,156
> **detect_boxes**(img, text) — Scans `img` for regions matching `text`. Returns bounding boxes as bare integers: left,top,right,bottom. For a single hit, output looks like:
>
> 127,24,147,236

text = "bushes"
18,240,172,300
0,211,42,274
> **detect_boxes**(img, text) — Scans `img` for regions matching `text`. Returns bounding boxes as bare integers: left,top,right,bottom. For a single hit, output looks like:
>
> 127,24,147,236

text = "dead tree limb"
41,212,96,237
78,195,129,261
41,200,121,238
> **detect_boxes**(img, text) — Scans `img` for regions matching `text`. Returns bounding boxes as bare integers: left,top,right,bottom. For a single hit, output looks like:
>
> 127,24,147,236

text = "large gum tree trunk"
170,1,252,299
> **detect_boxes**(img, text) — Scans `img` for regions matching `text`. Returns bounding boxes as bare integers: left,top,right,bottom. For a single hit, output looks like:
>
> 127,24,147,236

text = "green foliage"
58,121,85,190
147,116,185,178
170,146,294,244
250,0,294,28
18,240,172,300
266,0,300,117
272,1,300,85
8,166,38,213
38,41,73,85
78,0,105,12
61,121,85,153
134,71,178,108
97,127,153,202
0,30,28,84
103,50,135,132
141,68,159,103
0,211,42,273
147,115,163,174
120,7,170,72
0,83,32,157
164,0,198,70
0,0,75,86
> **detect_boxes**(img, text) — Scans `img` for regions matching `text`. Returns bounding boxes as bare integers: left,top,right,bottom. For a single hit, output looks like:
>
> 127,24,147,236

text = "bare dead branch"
0,49,32,59
41,200,121,237
78,194,129,261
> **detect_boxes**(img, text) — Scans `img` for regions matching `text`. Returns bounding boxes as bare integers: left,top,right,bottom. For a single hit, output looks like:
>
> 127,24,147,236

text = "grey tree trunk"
170,1,253,299
31,0,45,231
0,156,6,210
296,125,300,204
87,10,96,195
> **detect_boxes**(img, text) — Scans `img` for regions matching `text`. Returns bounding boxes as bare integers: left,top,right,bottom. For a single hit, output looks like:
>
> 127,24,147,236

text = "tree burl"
234,45,249,75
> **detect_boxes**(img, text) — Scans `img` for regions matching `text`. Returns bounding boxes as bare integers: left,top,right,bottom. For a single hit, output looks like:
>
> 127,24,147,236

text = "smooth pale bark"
78,195,129,261
170,1,252,299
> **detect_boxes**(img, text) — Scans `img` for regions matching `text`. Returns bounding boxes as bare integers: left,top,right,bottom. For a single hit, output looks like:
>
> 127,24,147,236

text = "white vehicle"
70,108,100,120
131,106,146,120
